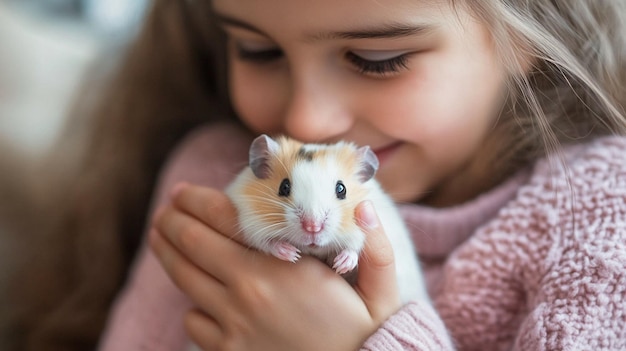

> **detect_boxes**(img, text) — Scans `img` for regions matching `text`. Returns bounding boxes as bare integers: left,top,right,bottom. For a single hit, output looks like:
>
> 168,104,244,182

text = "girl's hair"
3,1,232,349
460,0,626,185
3,0,625,350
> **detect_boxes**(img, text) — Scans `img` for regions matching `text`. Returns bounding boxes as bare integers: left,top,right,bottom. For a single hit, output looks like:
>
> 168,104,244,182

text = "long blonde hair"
3,0,625,350
463,0,626,178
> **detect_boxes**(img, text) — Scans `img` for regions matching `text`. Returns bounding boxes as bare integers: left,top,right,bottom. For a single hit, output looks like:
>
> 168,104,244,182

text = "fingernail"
359,200,380,229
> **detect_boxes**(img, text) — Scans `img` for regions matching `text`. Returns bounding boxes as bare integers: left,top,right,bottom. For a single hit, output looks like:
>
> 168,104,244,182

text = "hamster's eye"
278,178,291,197
335,181,347,200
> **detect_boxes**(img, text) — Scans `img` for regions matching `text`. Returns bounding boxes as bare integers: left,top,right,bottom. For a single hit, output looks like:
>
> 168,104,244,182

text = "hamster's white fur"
226,134,428,302
187,135,428,351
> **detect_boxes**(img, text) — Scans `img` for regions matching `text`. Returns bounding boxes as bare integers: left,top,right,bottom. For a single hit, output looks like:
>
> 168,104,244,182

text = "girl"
7,0,626,350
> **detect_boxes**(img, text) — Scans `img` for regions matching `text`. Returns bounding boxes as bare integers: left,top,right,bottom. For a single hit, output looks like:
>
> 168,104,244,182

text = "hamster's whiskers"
241,221,289,242
270,152,290,176
330,230,352,251
242,194,295,209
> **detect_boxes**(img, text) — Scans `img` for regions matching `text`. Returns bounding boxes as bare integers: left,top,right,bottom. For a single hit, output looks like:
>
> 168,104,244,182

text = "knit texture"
98,123,626,351
429,138,626,351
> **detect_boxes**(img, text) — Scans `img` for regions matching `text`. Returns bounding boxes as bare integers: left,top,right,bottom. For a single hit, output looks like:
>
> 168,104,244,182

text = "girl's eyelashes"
235,43,284,63
232,38,412,77
345,51,411,76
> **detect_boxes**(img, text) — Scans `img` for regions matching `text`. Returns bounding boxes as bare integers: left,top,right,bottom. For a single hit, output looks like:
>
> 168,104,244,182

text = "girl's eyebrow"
311,23,435,40
215,13,435,41
215,14,268,36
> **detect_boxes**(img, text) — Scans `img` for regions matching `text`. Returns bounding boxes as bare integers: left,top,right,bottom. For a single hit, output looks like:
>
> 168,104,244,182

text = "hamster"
226,134,428,302
187,135,429,351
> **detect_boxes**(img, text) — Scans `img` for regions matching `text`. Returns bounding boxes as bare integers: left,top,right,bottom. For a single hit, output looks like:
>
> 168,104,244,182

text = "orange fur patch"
241,136,372,236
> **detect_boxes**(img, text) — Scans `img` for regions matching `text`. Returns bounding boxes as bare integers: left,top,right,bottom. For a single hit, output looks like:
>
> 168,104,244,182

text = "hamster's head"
233,134,379,256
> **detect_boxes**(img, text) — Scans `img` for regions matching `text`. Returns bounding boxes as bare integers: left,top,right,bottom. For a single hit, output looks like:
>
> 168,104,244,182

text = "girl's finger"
354,200,402,321
149,224,231,321
152,202,243,284
171,183,242,243
185,309,223,351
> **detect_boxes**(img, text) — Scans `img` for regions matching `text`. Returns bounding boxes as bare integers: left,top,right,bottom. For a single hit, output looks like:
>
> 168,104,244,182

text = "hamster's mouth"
300,233,326,248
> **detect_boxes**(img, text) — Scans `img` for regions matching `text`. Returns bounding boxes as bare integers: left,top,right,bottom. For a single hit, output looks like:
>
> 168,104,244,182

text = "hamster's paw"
270,242,301,263
333,249,359,274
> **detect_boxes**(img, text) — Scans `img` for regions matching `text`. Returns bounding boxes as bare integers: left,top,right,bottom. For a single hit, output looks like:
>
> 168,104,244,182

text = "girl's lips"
372,141,403,164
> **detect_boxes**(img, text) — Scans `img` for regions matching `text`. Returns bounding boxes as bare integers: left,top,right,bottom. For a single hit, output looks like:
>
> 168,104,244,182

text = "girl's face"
213,0,509,206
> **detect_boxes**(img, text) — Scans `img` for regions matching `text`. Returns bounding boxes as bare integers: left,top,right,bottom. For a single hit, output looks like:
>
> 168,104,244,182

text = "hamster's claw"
333,249,359,274
270,242,301,263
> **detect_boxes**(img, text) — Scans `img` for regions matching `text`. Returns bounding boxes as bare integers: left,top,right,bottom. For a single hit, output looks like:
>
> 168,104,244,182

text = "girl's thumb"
355,200,401,320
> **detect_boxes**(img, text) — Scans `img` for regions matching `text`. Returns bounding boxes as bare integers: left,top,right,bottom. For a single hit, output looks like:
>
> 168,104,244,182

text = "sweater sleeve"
362,301,456,350
510,138,626,350
435,137,626,351
513,155,626,350
436,211,626,351
98,123,252,351
513,255,626,351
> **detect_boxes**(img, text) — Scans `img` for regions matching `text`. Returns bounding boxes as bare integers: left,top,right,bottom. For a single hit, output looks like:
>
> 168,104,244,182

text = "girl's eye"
235,43,283,63
345,50,411,76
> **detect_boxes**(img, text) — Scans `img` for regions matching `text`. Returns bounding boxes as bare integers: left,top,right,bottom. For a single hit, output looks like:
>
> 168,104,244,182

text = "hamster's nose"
301,217,324,234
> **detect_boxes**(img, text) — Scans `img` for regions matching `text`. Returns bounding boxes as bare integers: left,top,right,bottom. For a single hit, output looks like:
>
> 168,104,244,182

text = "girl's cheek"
229,64,286,134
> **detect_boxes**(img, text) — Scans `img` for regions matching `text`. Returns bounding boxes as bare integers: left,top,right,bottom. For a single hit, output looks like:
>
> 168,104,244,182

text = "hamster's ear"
250,134,280,179
356,146,379,182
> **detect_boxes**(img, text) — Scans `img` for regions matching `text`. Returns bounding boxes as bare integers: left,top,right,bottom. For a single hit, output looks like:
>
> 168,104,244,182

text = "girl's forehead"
211,0,461,34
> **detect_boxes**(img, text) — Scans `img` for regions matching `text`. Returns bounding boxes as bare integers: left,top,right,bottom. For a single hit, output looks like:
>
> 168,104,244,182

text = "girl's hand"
151,183,401,351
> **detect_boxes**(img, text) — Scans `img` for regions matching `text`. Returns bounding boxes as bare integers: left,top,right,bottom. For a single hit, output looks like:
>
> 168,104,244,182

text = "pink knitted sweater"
98,123,626,350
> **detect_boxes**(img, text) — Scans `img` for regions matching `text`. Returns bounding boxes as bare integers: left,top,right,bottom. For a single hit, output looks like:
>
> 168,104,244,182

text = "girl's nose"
282,75,353,142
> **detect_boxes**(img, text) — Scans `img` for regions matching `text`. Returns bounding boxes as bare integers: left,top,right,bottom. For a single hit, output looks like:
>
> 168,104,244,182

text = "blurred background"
0,0,149,157
0,0,149,346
